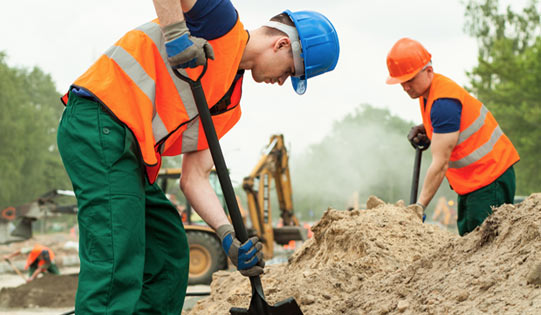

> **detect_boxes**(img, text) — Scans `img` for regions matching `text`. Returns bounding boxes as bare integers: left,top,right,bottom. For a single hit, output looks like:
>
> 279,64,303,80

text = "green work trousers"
57,93,189,314
457,166,516,236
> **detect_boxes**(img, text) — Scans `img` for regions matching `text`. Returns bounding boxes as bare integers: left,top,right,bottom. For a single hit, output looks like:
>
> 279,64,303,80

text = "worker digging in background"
3,244,60,282
386,38,519,236
56,0,340,313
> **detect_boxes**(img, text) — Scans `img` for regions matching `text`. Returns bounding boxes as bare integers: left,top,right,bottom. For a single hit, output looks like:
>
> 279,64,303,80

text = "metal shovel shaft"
410,148,422,204
173,67,302,315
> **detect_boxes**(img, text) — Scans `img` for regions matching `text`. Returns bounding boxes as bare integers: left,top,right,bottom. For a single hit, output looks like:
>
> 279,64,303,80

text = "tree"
464,0,541,194
0,52,69,208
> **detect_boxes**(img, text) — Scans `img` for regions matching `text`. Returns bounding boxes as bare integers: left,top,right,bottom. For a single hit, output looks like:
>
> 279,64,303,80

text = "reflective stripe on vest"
456,105,488,146
449,125,502,169
420,73,519,194
69,18,248,182
105,21,200,148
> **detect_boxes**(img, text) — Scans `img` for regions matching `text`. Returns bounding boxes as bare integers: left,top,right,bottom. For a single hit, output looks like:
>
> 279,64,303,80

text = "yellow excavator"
157,134,306,284
242,134,306,259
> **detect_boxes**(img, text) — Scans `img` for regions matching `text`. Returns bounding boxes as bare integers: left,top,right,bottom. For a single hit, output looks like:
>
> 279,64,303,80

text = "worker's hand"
163,20,215,69
407,124,431,150
217,224,265,277
407,203,425,221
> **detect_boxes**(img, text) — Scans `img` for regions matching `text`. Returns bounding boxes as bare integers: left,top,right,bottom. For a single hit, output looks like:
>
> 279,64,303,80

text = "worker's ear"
425,66,434,80
273,37,291,52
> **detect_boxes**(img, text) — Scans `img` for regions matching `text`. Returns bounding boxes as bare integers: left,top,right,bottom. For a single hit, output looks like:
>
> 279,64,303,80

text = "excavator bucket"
230,289,303,315
11,217,34,239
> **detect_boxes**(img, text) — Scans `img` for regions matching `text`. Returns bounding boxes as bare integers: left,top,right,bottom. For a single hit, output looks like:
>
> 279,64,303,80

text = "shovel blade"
230,295,303,315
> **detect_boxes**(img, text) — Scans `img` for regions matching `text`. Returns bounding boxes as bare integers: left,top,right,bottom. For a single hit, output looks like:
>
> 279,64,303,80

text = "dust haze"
290,105,434,220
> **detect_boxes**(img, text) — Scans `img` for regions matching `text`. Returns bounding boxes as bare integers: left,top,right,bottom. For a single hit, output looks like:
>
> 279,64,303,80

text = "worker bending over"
3,244,60,282
57,0,340,313
386,38,519,236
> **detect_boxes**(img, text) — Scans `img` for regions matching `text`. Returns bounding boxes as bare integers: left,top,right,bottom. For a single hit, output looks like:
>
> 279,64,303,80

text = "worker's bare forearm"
152,0,197,26
181,150,230,230
4,249,22,260
419,131,458,207
29,266,44,281
418,161,447,207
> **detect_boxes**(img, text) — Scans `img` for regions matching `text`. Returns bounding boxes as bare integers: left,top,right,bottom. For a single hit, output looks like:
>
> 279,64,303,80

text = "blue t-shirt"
72,0,237,98
186,0,237,39
428,98,462,133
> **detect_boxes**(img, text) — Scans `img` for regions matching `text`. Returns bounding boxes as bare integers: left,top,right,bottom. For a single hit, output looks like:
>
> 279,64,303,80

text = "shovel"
173,64,303,315
4,258,27,281
410,140,429,221
409,147,423,205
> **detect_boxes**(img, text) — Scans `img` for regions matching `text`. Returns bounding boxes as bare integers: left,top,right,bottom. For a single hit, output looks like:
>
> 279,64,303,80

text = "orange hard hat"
386,38,431,85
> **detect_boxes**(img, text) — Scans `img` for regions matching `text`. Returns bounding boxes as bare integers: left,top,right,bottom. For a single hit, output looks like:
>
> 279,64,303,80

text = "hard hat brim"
291,76,307,95
385,70,419,85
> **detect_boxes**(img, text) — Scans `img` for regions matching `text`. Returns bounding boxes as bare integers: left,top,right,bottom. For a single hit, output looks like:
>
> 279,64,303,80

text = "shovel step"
230,296,303,315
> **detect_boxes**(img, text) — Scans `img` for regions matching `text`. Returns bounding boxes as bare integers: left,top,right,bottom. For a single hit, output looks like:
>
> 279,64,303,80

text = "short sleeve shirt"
429,98,462,133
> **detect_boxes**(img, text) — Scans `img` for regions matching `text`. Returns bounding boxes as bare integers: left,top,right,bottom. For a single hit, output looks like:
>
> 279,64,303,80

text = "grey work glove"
407,124,431,149
163,20,215,68
216,224,265,277
407,203,425,221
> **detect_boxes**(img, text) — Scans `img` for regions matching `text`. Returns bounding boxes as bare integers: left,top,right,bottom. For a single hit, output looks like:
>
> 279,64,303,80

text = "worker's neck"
238,27,266,71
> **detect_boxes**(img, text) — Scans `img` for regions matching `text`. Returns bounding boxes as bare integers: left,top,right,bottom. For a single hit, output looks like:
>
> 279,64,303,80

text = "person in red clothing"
3,244,60,282
386,38,519,236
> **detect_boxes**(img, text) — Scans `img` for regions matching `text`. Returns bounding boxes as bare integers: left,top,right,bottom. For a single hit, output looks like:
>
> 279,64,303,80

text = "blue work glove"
216,224,265,277
163,20,215,68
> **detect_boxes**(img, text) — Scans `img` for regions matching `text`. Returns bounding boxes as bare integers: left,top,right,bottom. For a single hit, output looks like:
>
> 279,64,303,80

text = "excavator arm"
242,134,306,259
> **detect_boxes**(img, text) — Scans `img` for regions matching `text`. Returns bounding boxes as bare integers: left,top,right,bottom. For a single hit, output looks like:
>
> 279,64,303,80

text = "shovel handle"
410,148,422,205
172,66,266,298
4,258,27,281
172,66,249,243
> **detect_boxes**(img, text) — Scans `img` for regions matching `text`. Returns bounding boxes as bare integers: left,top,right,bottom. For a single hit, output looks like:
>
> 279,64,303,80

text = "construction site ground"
0,233,213,314
2,194,541,314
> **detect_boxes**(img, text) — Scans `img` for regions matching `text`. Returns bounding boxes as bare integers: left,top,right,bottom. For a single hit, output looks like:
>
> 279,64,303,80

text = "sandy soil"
2,194,540,314
189,194,541,314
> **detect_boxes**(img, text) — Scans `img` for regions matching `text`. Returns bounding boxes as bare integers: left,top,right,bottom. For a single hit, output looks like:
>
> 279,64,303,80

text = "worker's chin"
407,92,419,99
251,71,264,83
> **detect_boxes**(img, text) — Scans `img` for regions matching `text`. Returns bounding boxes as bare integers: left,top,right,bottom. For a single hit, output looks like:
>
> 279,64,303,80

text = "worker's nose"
277,75,287,86
401,82,410,91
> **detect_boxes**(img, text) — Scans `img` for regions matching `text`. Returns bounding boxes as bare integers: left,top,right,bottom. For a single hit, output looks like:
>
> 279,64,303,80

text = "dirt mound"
0,273,77,308
189,194,541,314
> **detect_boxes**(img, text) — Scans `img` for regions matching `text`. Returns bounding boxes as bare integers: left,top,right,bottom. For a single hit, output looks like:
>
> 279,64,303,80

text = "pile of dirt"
189,194,541,314
0,273,77,308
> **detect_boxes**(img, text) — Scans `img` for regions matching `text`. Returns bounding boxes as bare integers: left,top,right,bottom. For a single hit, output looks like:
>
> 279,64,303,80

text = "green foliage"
464,0,541,194
291,104,454,220
0,52,69,208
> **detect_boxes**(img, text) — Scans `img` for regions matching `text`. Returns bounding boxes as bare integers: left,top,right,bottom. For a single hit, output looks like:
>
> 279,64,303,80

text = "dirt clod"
527,263,541,286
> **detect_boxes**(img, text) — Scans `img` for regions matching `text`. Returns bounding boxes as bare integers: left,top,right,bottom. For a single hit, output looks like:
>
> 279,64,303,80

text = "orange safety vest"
62,18,248,183
25,244,54,270
420,73,520,195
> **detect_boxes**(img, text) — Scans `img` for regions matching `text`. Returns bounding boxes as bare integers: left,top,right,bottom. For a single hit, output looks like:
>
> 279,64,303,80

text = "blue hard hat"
284,10,340,95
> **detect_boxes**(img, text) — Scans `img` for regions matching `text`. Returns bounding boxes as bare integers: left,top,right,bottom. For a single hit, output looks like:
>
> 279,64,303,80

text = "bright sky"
0,0,522,183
